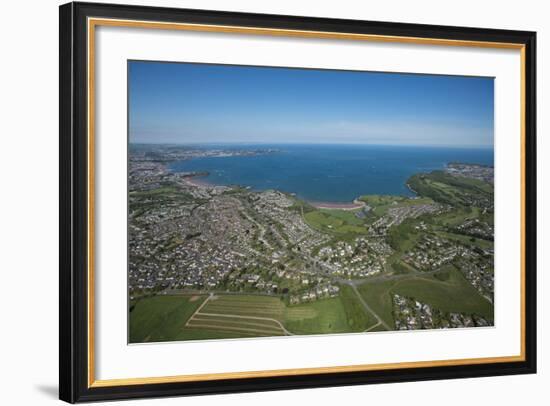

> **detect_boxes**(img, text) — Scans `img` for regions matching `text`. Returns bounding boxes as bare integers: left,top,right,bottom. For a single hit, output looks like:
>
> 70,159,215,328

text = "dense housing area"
128,145,494,342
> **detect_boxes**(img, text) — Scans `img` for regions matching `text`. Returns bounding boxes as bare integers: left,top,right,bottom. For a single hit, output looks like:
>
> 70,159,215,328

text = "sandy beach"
183,173,366,211
181,174,213,188
309,199,366,210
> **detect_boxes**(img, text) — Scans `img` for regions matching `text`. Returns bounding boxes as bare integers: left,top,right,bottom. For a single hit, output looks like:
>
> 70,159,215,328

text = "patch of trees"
387,219,416,251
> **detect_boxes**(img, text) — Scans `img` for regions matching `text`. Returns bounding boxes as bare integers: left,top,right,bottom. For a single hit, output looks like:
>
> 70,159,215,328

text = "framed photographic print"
59,2,537,403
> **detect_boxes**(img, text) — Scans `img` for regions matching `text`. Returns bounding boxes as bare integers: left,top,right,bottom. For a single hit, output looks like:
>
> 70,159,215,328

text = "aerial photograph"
128,61,495,343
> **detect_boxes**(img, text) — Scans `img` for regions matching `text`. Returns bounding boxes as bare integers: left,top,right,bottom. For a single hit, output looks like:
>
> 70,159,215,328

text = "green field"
130,294,285,342
435,231,493,249
357,267,494,328
358,195,434,217
304,209,367,236
130,289,380,342
431,207,481,227
130,272,493,342
339,284,379,331
384,218,425,273
129,183,204,216
285,298,351,334
201,295,285,320
129,294,207,343
200,293,376,336
391,269,493,318
319,209,365,225
186,314,286,337
407,171,493,208
129,185,196,203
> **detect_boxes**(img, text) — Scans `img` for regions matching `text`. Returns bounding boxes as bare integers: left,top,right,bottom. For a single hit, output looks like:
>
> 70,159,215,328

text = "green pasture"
304,210,367,236
129,294,206,343
338,284,378,331
130,290,380,342
357,267,494,328
358,194,434,217
202,295,285,320
407,171,493,208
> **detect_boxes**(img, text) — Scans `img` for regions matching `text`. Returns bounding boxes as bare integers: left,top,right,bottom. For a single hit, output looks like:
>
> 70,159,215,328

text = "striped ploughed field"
184,294,292,337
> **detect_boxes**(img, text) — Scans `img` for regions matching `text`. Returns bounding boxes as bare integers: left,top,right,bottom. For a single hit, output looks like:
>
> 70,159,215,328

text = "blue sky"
129,61,494,147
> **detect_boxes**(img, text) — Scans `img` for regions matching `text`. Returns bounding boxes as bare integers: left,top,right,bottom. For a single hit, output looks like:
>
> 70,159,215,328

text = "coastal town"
129,145,495,339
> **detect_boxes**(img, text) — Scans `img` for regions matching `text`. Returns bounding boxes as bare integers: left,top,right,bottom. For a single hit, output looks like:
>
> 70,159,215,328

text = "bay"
168,144,494,203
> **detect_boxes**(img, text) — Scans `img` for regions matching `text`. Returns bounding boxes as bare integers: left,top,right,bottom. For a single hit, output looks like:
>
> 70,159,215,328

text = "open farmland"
357,267,494,329
131,291,381,342
184,293,379,338
184,295,288,337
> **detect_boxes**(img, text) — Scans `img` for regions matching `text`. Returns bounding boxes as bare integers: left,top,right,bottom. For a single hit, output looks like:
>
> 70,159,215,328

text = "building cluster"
369,203,444,235
454,255,494,303
446,162,494,184
129,150,362,300
316,238,392,278
453,218,494,240
392,294,492,330
401,231,494,303
402,234,462,271
130,144,278,163
289,284,340,305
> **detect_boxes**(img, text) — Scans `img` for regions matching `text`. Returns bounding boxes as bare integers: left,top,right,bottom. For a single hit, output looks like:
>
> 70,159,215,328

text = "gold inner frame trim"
90,355,524,388
87,17,527,388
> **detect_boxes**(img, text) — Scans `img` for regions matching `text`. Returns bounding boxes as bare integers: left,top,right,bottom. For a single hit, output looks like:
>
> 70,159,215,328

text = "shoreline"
167,154,488,210
182,175,213,188
307,199,366,210
406,182,419,196
182,173,367,210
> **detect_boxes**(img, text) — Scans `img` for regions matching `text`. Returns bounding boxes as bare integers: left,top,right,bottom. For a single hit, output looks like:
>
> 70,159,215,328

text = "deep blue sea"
168,144,493,203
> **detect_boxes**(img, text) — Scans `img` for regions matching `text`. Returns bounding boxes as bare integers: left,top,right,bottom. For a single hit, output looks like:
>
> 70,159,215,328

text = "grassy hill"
407,171,493,208
304,209,367,236
357,267,494,328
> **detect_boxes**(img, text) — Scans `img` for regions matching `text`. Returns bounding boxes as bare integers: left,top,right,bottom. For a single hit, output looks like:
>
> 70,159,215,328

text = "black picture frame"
59,1,537,403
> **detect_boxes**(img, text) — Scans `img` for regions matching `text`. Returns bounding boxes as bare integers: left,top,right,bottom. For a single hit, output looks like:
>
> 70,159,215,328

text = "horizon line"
129,141,494,149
